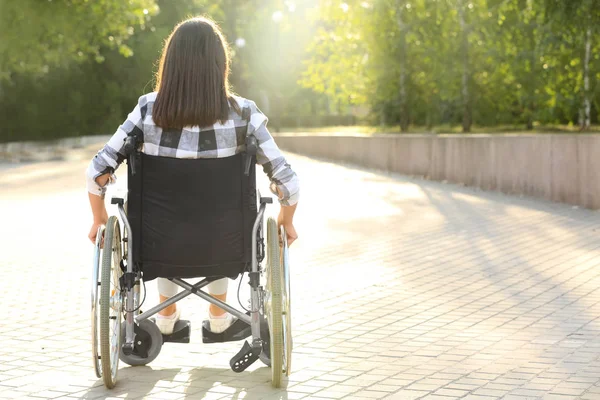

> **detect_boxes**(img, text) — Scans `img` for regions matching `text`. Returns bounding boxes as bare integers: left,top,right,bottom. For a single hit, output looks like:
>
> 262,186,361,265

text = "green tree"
301,0,599,130
0,0,158,81
300,1,370,111
484,0,548,129
543,0,599,129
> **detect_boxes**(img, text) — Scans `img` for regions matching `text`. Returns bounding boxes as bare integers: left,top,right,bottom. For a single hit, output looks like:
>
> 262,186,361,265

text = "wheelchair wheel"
119,319,163,366
281,225,293,376
91,226,104,379
266,217,284,387
99,216,123,388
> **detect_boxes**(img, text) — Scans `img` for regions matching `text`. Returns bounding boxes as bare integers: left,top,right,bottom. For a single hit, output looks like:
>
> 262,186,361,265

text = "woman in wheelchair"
86,16,298,388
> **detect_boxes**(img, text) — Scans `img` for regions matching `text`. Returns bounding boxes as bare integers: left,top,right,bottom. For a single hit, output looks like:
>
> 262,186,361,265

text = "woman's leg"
206,278,232,333
157,278,178,316
207,278,229,316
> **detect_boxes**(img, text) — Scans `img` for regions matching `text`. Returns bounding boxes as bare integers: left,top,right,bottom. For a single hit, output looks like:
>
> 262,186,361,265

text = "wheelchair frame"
91,108,292,389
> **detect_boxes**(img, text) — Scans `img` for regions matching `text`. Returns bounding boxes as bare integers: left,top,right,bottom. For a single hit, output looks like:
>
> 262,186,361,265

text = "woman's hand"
88,217,107,245
281,222,298,246
88,221,106,245
277,211,298,246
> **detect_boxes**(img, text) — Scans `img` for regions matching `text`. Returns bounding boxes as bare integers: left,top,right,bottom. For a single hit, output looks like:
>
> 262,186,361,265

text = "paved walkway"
1,145,600,400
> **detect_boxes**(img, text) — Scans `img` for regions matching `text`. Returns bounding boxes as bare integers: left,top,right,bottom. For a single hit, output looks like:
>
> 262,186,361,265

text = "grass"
278,124,600,135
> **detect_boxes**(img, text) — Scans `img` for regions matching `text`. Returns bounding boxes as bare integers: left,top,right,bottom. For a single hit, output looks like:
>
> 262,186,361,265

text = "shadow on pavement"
83,366,291,399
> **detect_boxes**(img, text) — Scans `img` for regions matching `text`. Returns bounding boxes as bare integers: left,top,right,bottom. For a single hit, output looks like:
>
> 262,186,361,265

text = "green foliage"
301,0,600,131
0,0,201,141
299,0,369,106
2,0,599,142
0,0,321,141
0,0,158,81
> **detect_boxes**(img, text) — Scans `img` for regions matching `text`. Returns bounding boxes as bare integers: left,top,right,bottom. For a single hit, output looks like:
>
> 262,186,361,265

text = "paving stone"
433,388,470,397
311,390,348,399
381,389,429,399
472,388,510,397
351,390,391,399
508,388,547,397
537,395,579,400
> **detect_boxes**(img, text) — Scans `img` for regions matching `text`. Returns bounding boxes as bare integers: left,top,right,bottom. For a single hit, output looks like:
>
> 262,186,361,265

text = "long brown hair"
153,17,238,129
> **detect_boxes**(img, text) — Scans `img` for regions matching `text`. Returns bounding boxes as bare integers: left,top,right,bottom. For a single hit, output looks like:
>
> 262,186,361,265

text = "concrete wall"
275,134,600,210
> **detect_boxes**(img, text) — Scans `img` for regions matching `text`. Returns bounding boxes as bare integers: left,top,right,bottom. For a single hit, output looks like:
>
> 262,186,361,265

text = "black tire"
281,225,293,376
91,226,103,379
100,216,123,388
266,217,283,388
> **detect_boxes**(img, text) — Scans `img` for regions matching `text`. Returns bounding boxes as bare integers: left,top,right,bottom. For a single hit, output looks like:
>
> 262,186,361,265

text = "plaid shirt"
86,92,299,206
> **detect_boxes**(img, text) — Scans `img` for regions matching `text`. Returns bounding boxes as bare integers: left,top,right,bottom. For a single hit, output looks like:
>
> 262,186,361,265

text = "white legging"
157,277,229,297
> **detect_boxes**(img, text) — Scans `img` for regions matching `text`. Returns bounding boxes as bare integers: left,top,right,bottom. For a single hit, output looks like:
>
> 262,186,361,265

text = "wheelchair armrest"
260,197,273,204
111,197,125,205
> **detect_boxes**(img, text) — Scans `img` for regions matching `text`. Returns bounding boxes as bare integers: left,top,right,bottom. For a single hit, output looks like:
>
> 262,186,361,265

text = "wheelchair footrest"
202,317,252,344
230,340,260,373
162,320,191,344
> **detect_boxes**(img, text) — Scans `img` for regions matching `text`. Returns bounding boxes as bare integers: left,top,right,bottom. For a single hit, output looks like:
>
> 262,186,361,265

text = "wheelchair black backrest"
126,114,258,282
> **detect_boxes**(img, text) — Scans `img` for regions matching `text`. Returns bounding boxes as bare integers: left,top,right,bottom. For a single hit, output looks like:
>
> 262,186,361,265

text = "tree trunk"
458,0,471,133
582,26,591,130
526,21,536,130
526,111,534,130
396,0,409,132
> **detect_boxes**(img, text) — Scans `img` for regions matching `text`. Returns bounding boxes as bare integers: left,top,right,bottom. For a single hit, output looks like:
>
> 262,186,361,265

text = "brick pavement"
1,146,600,399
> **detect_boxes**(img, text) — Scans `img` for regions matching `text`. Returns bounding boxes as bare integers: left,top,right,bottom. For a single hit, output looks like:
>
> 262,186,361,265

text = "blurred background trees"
302,0,600,132
0,0,598,141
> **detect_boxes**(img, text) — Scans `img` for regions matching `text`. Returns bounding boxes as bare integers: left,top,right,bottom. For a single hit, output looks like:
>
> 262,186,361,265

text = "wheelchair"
90,109,292,389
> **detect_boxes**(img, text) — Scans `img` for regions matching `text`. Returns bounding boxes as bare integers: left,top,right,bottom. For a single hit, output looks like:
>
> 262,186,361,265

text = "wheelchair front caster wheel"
119,319,163,366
